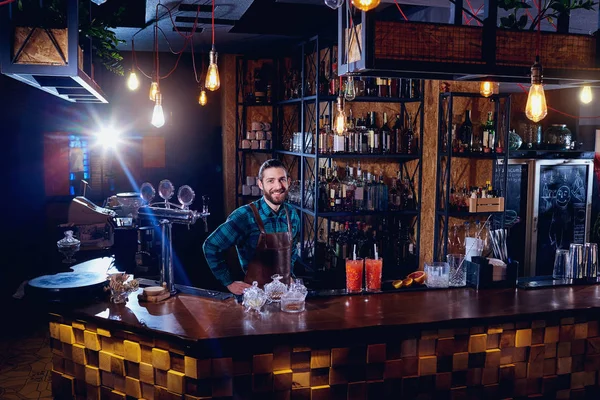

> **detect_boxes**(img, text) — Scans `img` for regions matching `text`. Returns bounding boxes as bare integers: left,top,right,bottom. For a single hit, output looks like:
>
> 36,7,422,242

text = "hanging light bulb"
344,76,356,101
480,81,496,98
205,46,220,91
198,88,207,106
324,0,344,9
525,56,548,123
127,70,139,91
151,92,165,128
351,0,381,12
334,96,347,135
149,81,159,101
580,86,593,104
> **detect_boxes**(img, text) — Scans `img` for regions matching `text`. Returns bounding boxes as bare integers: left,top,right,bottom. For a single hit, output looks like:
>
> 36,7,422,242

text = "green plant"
498,0,597,30
15,0,125,75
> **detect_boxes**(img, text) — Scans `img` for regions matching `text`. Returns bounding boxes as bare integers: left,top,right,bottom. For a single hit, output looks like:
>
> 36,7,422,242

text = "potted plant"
12,0,125,75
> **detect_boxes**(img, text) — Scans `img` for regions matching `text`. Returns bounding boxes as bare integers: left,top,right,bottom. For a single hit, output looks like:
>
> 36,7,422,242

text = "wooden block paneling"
50,315,600,399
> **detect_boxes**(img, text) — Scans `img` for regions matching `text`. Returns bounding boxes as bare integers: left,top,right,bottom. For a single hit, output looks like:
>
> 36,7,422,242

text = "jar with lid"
264,274,288,303
544,124,572,150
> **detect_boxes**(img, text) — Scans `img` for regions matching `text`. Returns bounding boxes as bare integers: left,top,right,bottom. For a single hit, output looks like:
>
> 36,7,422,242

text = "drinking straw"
353,244,357,261
374,244,378,260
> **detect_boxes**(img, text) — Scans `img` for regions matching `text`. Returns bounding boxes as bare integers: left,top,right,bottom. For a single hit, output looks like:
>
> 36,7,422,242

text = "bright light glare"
96,128,120,148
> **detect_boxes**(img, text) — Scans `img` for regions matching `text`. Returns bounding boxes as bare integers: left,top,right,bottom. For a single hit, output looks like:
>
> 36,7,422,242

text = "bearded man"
203,159,300,294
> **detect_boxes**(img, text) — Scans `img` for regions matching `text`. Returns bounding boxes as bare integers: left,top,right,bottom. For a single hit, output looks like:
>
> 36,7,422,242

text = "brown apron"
243,203,293,287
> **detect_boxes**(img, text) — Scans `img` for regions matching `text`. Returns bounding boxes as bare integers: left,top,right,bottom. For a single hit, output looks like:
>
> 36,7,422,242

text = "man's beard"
264,188,288,205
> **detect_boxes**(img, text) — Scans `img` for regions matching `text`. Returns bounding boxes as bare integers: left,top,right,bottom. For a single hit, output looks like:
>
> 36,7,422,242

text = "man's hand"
227,281,252,295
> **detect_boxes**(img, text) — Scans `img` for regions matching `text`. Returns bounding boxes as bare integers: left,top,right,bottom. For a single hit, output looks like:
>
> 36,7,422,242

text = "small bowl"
143,286,164,296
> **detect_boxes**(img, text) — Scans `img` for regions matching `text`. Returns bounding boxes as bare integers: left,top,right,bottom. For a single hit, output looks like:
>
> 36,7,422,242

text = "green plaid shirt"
203,198,300,287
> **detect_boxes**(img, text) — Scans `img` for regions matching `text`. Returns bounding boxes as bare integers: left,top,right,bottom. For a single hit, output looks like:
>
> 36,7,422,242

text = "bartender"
203,159,300,295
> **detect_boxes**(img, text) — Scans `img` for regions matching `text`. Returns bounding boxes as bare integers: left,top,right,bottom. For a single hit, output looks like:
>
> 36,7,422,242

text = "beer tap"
136,180,210,295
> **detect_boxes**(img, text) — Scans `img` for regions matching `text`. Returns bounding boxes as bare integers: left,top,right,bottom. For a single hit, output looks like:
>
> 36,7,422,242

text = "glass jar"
508,129,523,151
57,230,80,264
280,279,308,313
264,274,288,303
242,281,267,312
544,124,572,150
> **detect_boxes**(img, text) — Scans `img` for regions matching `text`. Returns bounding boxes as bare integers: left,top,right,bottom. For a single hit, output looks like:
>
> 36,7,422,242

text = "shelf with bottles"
310,217,420,289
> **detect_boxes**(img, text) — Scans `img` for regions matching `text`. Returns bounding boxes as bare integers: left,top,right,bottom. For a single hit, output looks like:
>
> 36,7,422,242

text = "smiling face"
257,167,290,207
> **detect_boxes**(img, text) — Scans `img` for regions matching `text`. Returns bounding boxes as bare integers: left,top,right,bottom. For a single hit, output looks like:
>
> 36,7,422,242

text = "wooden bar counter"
48,286,600,399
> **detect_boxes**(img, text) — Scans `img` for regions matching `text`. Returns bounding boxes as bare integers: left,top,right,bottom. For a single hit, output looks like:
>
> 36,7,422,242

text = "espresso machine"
136,179,209,296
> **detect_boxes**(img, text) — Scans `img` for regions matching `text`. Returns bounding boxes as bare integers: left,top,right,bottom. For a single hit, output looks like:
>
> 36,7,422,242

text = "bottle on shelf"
318,60,329,96
368,111,380,154
388,175,401,211
329,56,338,96
459,110,473,153
403,112,415,155
354,162,365,211
393,114,403,154
381,112,392,154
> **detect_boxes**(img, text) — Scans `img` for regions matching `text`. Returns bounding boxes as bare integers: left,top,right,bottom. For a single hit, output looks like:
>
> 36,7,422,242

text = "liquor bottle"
404,112,414,155
361,115,370,154
393,114,404,153
318,116,327,154
381,112,392,154
483,111,496,153
343,164,356,212
329,164,341,211
354,162,365,211
318,168,329,212
388,176,401,211
459,110,473,153
377,78,389,98
355,117,365,154
318,60,328,96
410,79,420,98
378,174,388,211
451,124,459,153
329,56,338,96
368,111,380,154
347,109,357,153
254,68,265,104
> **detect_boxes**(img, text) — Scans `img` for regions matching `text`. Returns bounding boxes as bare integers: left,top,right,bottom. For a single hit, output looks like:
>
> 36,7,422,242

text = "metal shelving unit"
275,36,425,281
433,92,511,261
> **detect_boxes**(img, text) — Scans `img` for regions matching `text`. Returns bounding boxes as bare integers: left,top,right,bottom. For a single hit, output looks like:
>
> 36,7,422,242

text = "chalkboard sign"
505,164,529,269
535,163,589,276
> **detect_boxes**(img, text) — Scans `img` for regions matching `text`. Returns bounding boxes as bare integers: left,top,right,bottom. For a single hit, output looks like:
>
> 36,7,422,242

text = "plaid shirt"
203,197,300,287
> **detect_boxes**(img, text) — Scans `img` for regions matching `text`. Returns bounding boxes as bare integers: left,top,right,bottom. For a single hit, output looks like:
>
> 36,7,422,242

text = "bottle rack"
274,35,425,287
235,55,277,207
433,92,511,261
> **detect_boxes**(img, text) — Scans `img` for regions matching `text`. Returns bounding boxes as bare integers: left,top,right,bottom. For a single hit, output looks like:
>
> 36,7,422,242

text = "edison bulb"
151,92,165,128
344,76,356,101
149,81,159,101
480,81,494,97
580,86,593,104
127,70,139,91
205,47,220,91
351,0,381,12
325,0,344,9
198,89,207,106
525,84,547,123
334,97,346,135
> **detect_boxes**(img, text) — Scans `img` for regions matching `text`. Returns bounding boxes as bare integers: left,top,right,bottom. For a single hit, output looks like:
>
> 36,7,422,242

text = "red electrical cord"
466,5,483,25
0,0,16,6
464,0,482,26
392,0,408,21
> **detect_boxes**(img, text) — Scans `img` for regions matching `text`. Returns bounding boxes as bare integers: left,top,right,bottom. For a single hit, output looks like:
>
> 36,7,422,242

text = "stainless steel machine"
136,179,210,295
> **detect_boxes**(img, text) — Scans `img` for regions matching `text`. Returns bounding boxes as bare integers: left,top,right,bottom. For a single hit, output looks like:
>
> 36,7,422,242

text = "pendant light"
344,76,356,101
151,92,165,128
479,81,497,98
334,95,347,134
352,0,381,12
324,0,344,9
149,81,159,101
127,70,140,91
126,40,140,91
205,0,220,91
198,87,208,106
525,56,547,123
580,86,593,104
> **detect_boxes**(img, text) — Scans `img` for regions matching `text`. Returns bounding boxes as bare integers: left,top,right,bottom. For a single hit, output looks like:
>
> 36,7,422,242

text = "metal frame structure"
433,92,511,261
337,0,600,85
0,0,107,103
234,55,277,208
275,35,425,278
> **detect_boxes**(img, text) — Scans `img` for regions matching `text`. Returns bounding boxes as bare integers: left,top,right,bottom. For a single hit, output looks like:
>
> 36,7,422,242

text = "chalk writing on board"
572,171,585,202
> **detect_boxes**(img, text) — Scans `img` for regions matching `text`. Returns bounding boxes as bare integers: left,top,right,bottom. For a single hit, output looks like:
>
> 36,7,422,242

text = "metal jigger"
137,180,210,296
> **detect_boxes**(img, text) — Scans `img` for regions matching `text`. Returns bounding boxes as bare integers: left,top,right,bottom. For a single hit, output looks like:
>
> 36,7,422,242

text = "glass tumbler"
569,244,584,279
583,243,598,280
365,258,383,292
346,258,364,293
447,254,466,287
424,262,450,288
552,249,570,279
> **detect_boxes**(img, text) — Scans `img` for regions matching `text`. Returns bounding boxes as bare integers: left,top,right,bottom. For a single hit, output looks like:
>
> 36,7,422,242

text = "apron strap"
285,207,292,238
249,203,267,234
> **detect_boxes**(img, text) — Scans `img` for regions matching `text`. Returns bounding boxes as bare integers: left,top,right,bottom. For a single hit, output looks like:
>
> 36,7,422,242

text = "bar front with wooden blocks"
3,0,600,399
